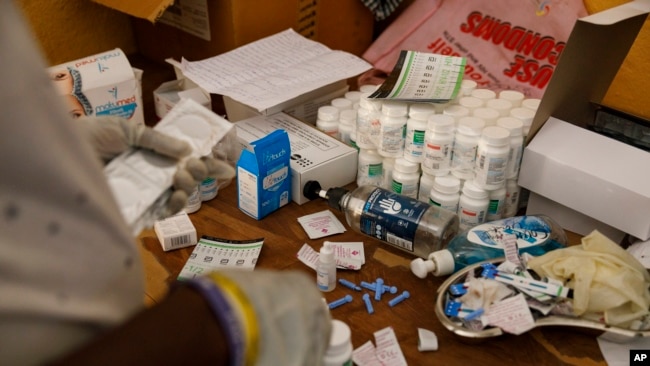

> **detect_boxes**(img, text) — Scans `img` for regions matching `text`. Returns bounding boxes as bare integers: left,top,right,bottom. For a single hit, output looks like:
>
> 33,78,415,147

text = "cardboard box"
233,112,358,205
47,48,145,124
223,80,349,124
94,0,374,62
518,1,650,241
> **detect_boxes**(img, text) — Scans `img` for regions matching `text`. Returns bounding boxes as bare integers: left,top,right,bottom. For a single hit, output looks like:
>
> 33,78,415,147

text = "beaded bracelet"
179,275,247,366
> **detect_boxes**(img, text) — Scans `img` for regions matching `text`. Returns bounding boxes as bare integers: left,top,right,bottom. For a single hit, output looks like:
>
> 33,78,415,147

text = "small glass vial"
391,157,420,199
377,101,408,158
316,105,340,137
323,319,353,366
357,148,383,187
496,117,525,179
317,243,336,292
422,114,455,176
338,109,356,146
472,107,500,127
429,175,461,213
451,116,485,181
184,184,202,214
380,157,396,190
404,103,437,164
503,178,521,218
458,180,489,231
473,126,510,190
200,177,218,201
499,90,525,108
486,184,507,221
418,171,437,203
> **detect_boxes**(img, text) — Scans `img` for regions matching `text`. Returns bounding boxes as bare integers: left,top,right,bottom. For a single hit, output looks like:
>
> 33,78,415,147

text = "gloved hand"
75,116,235,214
186,270,332,366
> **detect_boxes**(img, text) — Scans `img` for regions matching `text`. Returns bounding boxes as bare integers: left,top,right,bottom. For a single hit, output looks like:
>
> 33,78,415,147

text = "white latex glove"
199,270,332,366
75,116,235,214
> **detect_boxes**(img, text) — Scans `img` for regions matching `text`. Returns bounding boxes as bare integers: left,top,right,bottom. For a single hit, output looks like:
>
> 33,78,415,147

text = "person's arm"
48,285,231,366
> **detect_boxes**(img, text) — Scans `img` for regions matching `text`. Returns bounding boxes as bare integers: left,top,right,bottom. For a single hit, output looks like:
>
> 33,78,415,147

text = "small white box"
154,78,211,120
233,112,358,205
154,211,198,251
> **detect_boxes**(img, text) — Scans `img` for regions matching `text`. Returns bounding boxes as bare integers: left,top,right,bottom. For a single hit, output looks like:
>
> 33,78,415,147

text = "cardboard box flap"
93,0,173,22
527,2,650,143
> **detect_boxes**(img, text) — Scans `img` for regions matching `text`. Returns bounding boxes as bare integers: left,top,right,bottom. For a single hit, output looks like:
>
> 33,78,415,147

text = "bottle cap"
320,244,334,263
325,320,352,359
486,99,513,117
509,107,536,133
458,96,484,110
443,104,470,119
470,88,497,101
410,257,435,278
496,117,524,137
499,90,525,107
339,109,357,126
408,103,437,120
427,114,455,132
433,175,461,194
460,79,478,95
344,91,362,103
456,116,485,136
462,181,488,199
331,97,353,111
318,105,339,122
430,249,455,276
394,157,420,174
481,126,510,145
521,98,541,111
472,107,500,126
359,84,379,93
382,101,408,117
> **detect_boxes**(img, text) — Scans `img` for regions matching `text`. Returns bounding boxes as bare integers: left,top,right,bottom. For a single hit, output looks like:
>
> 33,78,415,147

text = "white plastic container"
509,107,536,137
450,116,485,181
460,79,478,96
338,109,356,146
331,97,353,111
486,98,513,117
418,171,437,203
377,101,408,158
422,114,455,176
323,319,353,366
429,175,461,213
391,157,420,199
357,148,383,187
457,96,484,111
473,126,510,190
356,93,381,149
496,116,525,179
404,103,437,163
443,104,470,123
472,107,500,127
521,98,541,111
470,88,497,102
503,178,521,218
381,157,396,190
498,90,525,108
486,184,507,221
316,105,340,138
317,243,336,292
458,180,489,231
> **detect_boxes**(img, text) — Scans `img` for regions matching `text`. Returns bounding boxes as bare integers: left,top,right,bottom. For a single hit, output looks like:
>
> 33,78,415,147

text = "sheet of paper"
177,236,264,280
369,50,466,103
180,29,372,112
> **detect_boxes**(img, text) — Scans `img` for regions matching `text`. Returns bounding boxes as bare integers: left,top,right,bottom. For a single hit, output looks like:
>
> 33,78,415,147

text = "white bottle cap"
325,320,353,363
460,79,478,96
472,107,500,126
394,157,420,174
496,117,524,137
456,116,486,136
382,101,409,117
331,97,353,111
320,244,334,263
318,105,340,122
433,175,461,194
470,88,497,101
344,91,362,103
509,107,536,135
485,99,513,117
462,180,488,199
359,84,379,93
458,96,484,110
427,114,455,132
481,126,510,145
408,103,437,120
521,98,541,111
410,249,455,277
359,92,382,111
443,104,470,119
498,90,525,107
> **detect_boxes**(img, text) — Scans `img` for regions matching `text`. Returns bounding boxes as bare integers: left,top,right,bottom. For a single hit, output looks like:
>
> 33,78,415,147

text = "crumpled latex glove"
527,230,650,328
204,270,332,366
75,116,235,214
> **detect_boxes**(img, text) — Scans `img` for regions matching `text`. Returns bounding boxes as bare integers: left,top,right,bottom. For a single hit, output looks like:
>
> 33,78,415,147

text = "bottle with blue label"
303,181,459,259
410,215,567,278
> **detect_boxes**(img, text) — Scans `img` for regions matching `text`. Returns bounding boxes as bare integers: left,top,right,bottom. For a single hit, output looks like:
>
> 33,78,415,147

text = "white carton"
518,1,650,241
233,112,358,205
47,48,144,124
154,58,212,120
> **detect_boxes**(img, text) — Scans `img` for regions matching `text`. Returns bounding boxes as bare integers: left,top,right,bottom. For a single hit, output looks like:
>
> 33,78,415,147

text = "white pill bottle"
323,319,353,366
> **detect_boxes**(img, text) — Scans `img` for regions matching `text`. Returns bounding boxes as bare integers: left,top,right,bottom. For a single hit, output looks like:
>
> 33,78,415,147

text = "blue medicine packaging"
236,129,291,220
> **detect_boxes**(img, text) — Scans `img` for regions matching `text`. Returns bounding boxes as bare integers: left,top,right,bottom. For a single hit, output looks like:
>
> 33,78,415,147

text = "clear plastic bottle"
317,243,336,292
404,103,436,163
410,215,567,277
377,101,408,158
391,157,420,199
303,181,459,259
323,319,353,366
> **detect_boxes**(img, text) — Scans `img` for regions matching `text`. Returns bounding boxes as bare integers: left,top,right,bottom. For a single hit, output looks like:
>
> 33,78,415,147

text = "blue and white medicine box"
237,129,291,220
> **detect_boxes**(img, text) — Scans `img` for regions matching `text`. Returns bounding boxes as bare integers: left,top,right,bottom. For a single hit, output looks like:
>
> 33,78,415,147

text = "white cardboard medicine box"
518,1,650,241
233,112,358,205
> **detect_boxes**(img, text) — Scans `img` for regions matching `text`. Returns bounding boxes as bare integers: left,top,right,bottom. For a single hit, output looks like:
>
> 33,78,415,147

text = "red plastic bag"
360,0,588,98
